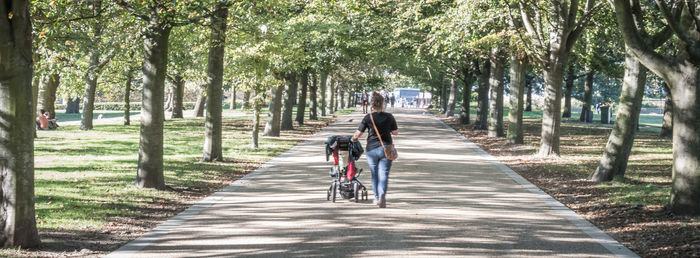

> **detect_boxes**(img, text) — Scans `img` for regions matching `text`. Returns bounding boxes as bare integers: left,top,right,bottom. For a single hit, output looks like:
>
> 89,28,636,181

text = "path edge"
428,113,639,258
105,111,359,258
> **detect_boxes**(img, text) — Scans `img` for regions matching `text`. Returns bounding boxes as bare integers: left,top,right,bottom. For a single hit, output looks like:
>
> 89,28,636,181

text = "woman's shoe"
373,197,379,205
378,195,386,208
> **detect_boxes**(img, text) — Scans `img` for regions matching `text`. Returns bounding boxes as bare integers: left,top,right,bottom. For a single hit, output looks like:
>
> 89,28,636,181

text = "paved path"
107,109,637,257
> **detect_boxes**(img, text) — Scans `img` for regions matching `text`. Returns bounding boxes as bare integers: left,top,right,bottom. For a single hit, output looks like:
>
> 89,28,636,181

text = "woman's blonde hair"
370,92,384,112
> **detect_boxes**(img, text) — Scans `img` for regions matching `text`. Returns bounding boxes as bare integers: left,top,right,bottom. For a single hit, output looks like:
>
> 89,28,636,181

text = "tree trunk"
445,78,457,117
32,76,38,116
0,1,41,247
539,61,566,156
291,81,298,106
193,86,206,117
251,92,260,149
66,97,80,114
326,75,334,115
563,64,575,118
124,68,134,125
507,54,527,144
441,79,448,113
592,48,647,182
579,68,594,122
38,72,59,118
32,76,38,138
334,82,339,112
320,72,327,117
309,72,318,120
281,72,297,130
340,90,345,109
525,79,533,112
476,61,490,130
334,88,339,112
612,0,700,215
660,82,673,138
242,90,250,109
488,49,505,138
296,71,308,125
229,86,236,110
459,66,474,124
171,75,184,118
263,83,284,137
666,64,700,214
80,0,105,131
136,22,171,190
202,4,227,162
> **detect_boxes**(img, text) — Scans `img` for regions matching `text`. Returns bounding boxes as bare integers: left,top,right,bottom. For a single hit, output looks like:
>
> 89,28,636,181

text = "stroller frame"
326,136,368,203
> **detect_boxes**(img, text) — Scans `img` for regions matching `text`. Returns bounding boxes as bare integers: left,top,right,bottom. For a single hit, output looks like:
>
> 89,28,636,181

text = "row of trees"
381,0,699,217
1,0,393,248
2,0,700,249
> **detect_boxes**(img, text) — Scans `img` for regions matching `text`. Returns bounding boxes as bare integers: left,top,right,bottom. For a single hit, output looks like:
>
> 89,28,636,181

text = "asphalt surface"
106,108,637,257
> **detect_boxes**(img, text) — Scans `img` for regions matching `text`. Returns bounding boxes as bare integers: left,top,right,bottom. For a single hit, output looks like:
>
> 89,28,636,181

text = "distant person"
36,109,49,130
351,92,398,208
361,89,369,114
382,89,390,108
390,94,396,108
45,111,58,129
36,109,57,130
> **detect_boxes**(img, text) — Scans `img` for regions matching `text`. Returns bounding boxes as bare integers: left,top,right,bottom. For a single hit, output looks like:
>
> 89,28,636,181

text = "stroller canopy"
325,135,364,161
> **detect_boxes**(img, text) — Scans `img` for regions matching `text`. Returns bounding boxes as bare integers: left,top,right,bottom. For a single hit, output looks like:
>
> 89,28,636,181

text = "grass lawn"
4,106,355,257
438,108,699,257
439,102,664,128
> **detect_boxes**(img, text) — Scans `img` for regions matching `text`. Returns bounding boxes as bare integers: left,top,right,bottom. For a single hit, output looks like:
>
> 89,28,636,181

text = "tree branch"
567,0,604,52
114,0,150,21
507,2,545,65
649,26,673,49
0,2,9,44
613,0,677,83
687,1,700,36
518,1,547,64
655,0,693,47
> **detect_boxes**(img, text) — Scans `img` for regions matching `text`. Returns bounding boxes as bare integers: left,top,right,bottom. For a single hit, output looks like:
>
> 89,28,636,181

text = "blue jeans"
366,147,392,198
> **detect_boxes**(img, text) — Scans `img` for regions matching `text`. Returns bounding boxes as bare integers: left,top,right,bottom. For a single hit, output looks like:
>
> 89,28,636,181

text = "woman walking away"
352,92,398,208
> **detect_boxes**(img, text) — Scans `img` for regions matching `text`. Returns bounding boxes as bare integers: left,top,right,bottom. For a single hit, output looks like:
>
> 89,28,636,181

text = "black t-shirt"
358,112,398,151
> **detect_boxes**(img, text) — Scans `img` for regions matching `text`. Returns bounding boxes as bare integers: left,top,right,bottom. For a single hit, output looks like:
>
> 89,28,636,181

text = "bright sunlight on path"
106,109,637,257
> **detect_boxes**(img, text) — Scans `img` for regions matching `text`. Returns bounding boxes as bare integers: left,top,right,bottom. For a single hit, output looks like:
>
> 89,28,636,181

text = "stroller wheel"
362,190,368,200
331,182,337,203
353,183,360,202
326,190,330,201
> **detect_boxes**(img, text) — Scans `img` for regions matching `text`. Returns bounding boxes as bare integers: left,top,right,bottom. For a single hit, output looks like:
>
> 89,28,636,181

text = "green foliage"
32,0,140,97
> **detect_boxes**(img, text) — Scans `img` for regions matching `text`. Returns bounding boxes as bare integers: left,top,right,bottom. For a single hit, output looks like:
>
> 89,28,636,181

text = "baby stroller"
325,135,368,203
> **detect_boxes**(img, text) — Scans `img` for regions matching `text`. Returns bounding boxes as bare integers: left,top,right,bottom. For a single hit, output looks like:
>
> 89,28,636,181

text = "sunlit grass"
27,106,355,253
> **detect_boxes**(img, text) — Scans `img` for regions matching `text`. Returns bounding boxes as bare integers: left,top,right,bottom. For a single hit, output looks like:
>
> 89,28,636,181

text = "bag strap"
369,112,386,149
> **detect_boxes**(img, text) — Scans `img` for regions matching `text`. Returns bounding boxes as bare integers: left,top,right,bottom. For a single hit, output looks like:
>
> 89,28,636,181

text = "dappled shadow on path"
443,109,690,257
120,109,617,257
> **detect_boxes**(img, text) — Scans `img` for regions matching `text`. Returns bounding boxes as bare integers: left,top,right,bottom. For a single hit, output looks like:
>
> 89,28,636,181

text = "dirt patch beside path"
442,117,700,258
